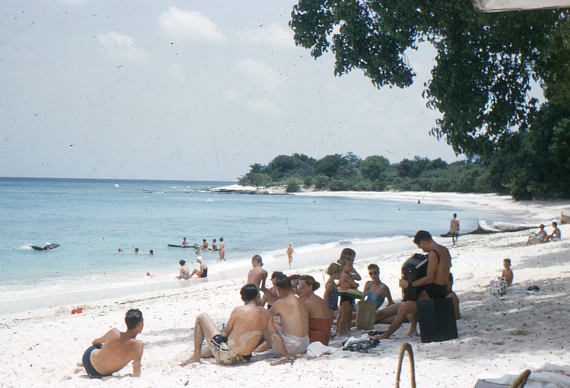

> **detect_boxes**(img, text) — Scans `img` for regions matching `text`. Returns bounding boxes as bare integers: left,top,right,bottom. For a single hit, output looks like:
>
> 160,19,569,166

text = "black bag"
401,254,428,301
417,298,458,343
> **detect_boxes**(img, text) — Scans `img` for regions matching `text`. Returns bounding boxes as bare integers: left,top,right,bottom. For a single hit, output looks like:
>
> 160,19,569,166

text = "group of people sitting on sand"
176,258,208,280
79,230,462,377
526,222,561,245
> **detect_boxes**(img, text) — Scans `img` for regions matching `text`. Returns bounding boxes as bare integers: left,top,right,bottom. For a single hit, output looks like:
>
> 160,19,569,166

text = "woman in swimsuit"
300,275,333,345
189,258,208,279
218,237,226,261
362,264,394,310
177,260,190,280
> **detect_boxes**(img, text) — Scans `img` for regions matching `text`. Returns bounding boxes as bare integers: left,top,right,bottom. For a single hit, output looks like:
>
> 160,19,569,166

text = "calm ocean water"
0,178,520,309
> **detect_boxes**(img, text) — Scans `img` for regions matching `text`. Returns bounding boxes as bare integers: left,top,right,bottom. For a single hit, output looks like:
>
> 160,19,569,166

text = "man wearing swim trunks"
256,276,309,362
377,230,452,339
180,284,269,365
80,309,144,377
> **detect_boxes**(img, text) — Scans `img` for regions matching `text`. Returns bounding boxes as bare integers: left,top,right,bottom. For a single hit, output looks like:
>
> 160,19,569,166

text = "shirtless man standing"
80,309,144,377
450,213,460,245
257,276,309,362
181,284,269,365
377,230,451,339
247,255,268,291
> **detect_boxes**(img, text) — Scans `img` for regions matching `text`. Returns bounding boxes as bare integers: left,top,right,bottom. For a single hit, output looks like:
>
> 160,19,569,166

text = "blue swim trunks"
82,344,105,378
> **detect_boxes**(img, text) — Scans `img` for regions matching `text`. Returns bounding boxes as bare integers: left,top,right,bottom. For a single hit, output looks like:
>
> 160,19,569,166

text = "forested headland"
238,153,497,196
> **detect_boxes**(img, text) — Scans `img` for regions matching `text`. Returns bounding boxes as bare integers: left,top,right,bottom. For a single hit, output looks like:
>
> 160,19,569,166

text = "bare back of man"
90,329,144,376
247,266,268,290
181,284,269,365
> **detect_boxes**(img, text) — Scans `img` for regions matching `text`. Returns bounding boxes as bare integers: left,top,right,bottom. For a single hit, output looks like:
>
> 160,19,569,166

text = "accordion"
402,253,428,301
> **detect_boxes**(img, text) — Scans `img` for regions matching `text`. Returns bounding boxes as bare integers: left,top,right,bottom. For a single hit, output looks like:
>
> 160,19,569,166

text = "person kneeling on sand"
375,230,452,339
300,275,333,346
180,284,269,365
500,258,513,286
79,309,144,377
255,276,309,363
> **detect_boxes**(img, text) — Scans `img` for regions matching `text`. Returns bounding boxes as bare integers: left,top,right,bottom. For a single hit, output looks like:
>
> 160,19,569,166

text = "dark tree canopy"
290,0,568,159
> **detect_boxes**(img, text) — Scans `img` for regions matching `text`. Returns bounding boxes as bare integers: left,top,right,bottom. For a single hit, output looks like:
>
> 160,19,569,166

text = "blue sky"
1,0,460,181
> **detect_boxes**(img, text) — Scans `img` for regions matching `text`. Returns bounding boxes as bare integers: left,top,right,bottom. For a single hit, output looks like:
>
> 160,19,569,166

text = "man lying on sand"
78,309,144,378
376,230,452,339
180,284,269,365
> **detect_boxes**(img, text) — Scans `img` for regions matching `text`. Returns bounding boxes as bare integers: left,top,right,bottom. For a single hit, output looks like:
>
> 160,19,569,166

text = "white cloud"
248,98,279,115
237,58,287,91
96,31,148,63
242,23,294,48
159,7,225,42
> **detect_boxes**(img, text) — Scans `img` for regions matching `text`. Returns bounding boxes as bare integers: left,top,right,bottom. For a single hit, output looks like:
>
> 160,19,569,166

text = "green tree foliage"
239,152,494,194
290,0,566,159
289,1,569,198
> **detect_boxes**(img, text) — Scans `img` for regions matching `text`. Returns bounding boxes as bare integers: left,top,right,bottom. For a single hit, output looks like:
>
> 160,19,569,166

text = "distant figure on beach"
300,275,332,346
189,258,208,279
547,222,561,242
201,239,209,249
450,213,460,245
181,237,190,247
363,264,394,310
255,276,309,362
78,309,144,377
260,271,286,309
526,224,548,245
180,284,269,365
218,237,226,261
177,260,190,280
377,230,452,339
501,258,513,286
247,255,268,291
337,248,361,336
211,238,218,250
134,248,139,254
286,243,294,268
323,263,341,314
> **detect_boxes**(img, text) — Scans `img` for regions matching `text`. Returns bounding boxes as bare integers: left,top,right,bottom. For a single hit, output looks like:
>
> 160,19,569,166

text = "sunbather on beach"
377,230,451,339
526,224,548,245
188,258,208,279
323,263,341,315
218,237,226,261
260,271,286,309
547,222,561,242
300,275,333,345
180,284,269,365
78,309,144,377
363,264,394,310
501,258,513,285
256,276,309,362
247,255,268,291
177,260,190,280
337,249,361,336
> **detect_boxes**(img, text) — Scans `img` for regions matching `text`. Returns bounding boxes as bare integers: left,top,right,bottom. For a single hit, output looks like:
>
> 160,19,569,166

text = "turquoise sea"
0,178,522,312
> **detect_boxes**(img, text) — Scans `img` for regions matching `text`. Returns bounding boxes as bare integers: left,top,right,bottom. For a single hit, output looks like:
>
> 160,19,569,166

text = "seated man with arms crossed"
80,309,144,378
180,284,269,365
378,230,451,339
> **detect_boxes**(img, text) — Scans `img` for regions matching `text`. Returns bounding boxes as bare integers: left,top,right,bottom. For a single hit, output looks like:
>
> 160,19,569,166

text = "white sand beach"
1,192,569,387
